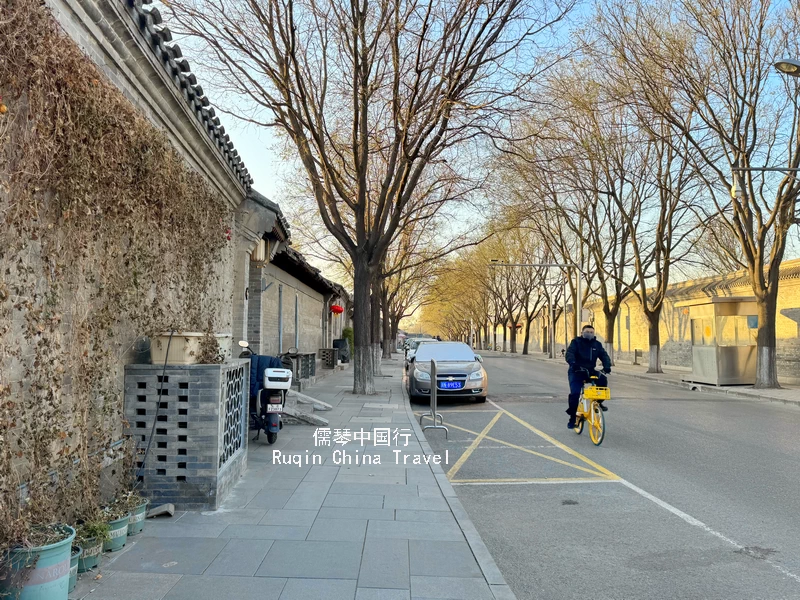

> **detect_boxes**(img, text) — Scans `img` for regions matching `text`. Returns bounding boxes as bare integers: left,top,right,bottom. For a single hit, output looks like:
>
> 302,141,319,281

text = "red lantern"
330,304,344,314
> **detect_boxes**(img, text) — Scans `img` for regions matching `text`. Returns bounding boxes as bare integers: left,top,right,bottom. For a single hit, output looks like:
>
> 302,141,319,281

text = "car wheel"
475,396,487,403
409,393,425,404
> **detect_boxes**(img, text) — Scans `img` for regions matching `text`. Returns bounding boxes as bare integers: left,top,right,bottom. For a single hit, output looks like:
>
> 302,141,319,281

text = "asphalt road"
414,353,800,600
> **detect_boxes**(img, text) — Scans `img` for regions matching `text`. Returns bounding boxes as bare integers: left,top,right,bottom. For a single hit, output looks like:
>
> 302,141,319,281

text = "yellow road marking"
442,420,611,478
488,399,620,479
413,410,500,414
446,411,502,480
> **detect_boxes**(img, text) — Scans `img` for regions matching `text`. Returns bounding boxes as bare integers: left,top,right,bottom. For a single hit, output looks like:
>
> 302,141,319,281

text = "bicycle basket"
583,386,610,400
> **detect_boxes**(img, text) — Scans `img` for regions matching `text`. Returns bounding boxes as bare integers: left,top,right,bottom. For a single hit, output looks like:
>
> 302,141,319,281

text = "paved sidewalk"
71,360,515,600
482,350,800,407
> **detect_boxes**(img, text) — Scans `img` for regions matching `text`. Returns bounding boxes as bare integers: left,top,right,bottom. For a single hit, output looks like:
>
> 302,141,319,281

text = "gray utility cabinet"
124,360,249,510
680,297,758,386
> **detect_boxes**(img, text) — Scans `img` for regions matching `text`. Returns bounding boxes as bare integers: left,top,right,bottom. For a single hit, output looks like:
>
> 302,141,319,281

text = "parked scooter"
239,341,293,444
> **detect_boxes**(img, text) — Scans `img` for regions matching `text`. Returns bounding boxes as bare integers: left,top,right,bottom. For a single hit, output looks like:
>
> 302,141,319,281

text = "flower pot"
76,538,101,573
127,500,149,537
102,515,130,553
68,546,81,594
0,524,75,600
151,332,232,365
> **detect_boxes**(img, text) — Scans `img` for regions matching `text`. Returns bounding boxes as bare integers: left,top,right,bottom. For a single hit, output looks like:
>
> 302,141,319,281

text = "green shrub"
342,327,354,352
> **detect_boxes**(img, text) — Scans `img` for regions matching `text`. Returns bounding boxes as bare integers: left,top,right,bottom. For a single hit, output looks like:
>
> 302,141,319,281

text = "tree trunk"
390,317,400,356
371,280,382,376
523,317,532,355
644,305,663,374
502,323,507,352
352,257,374,394
603,306,619,366
755,288,780,388
381,287,392,359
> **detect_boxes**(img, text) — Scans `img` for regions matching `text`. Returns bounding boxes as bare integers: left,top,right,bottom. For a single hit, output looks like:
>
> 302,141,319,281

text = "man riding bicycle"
565,324,611,430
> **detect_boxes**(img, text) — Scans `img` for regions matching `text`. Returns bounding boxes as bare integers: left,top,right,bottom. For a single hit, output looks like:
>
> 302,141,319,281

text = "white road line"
485,398,800,584
619,479,800,584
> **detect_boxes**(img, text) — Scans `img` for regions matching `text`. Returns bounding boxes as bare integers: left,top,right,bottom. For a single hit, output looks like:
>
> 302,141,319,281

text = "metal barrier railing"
419,359,448,437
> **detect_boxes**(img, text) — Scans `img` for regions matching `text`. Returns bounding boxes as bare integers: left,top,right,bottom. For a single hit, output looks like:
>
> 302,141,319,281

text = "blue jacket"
565,337,611,373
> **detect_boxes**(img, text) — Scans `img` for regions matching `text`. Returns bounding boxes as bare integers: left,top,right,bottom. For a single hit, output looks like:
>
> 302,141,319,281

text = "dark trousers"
567,370,607,417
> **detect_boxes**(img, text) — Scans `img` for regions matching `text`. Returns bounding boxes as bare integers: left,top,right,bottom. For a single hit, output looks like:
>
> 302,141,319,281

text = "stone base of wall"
124,360,249,510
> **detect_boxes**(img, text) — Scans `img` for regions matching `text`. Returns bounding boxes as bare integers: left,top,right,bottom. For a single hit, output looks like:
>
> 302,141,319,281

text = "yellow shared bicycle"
574,370,610,446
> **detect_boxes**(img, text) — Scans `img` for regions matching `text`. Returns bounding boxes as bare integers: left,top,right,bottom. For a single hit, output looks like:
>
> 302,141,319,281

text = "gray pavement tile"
286,481,333,510
318,507,395,521
417,485,441,498
356,589,411,600
336,474,407,485
406,470,437,486
162,575,286,600
255,540,363,579
220,486,260,509
69,571,181,600
330,483,418,496
410,576,493,600
106,537,228,575
324,494,384,508
303,466,340,482
264,478,303,491
367,520,464,542
139,524,227,538
205,539,274,576
409,541,482,578
260,509,319,526
395,510,457,524
176,508,266,525
219,524,310,540
358,538,409,590
307,518,368,542
382,497,449,512
247,488,296,509
278,578,357,600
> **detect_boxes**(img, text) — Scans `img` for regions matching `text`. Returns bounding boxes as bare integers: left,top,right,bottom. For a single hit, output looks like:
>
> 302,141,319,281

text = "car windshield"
415,342,475,362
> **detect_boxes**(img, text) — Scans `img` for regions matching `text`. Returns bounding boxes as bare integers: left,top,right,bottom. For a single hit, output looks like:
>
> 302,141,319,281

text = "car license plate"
438,381,462,390
266,404,283,413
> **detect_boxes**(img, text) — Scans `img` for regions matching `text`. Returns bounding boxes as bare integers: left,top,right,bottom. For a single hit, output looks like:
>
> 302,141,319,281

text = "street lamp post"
774,58,800,77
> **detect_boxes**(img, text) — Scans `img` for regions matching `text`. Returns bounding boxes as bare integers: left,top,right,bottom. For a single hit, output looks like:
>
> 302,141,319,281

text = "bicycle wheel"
574,416,584,434
589,401,605,446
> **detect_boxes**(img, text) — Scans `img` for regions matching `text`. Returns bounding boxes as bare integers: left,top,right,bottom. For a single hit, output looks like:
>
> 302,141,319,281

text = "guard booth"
679,297,758,386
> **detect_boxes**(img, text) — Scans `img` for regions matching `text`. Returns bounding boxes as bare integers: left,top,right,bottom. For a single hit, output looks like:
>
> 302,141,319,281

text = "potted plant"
74,518,110,573
151,329,231,365
100,503,130,553
117,491,149,538
0,524,76,599
68,545,82,593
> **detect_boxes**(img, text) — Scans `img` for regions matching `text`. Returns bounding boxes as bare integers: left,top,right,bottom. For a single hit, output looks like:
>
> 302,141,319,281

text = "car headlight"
414,369,431,381
468,370,483,381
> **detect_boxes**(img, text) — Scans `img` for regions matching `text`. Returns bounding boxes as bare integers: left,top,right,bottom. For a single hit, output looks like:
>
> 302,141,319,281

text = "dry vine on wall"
0,0,233,548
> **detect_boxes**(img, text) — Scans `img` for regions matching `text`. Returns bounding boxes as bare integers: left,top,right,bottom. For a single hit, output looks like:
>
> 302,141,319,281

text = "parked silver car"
407,341,487,403
404,338,437,371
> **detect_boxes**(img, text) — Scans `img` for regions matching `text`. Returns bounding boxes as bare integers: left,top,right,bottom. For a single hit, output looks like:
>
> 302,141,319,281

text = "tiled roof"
126,0,252,190
666,258,800,300
272,246,349,299
248,189,291,242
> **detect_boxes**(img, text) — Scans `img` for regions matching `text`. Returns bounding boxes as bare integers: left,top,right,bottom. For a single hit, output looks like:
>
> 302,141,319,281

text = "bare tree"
596,0,800,387
167,0,573,393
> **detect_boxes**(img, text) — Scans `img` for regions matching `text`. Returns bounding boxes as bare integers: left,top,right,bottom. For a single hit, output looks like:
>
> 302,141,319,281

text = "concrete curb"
401,374,518,600
481,350,800,409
